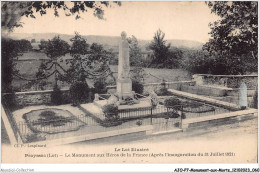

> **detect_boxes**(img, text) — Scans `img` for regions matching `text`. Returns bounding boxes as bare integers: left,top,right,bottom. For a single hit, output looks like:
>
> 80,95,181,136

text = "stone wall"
192,74,258,89
3,89,71,107
107,81,195,94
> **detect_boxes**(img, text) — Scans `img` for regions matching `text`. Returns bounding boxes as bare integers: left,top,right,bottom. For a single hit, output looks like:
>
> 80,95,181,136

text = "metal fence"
3,101,231,143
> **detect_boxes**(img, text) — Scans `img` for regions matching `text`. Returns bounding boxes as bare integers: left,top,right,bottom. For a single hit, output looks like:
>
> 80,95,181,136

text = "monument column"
117,32,133,100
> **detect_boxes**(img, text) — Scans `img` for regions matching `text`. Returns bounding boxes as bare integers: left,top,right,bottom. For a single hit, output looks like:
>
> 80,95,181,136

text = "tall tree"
1,39,19,93
42,36,70,87
203,1,258,74
127,35,143,66
1,1,121,32
66,33,89,83
148,29,171,67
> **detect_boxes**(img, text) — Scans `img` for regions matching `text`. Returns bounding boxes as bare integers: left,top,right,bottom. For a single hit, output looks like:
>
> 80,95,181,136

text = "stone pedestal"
117,78,133,99
239,82,247,108
116,31,136,104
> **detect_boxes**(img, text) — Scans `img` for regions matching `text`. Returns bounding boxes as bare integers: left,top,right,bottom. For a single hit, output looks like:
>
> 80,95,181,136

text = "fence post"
180,106,183,129
150,107,153,125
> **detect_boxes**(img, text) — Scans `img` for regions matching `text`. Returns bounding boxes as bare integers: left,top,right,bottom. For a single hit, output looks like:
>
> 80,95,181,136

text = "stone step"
180,85,257,97
180,85,228,97
182,109,258,131
226,89,256,97
168,89,240,110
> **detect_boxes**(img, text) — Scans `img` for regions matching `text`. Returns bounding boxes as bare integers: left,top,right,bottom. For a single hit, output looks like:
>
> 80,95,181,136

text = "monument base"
117,79,133,99
117,99,151,110
94,98,151,111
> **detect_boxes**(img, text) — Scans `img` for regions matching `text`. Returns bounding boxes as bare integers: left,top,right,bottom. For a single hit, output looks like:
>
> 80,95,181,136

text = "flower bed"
22,108,86,134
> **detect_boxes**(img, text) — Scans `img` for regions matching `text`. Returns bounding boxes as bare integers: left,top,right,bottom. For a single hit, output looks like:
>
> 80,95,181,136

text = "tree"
65,33,89,83
1,38,19,93
41,36,70,87
1,1,121,32
31,39,36,43
15,39,32,52
164,47,183,69
88,43,115,89
127,35,143,66
39,40,48,51
65,33,115,94
148,29,171,67
203,1,258,74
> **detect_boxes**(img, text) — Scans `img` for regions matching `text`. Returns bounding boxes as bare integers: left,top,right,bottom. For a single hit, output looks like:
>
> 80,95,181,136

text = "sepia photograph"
1,0,258,168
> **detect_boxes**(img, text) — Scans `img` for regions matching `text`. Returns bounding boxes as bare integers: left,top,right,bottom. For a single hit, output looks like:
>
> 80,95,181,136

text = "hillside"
8,33,204,51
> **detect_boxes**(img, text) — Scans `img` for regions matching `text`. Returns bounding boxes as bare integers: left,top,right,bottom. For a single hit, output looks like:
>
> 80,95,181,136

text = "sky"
12,1,219,43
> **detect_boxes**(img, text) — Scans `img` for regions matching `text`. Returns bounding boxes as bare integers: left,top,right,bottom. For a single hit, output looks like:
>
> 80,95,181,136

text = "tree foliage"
205,1,257,58
2,1,121,31
200,1,258,74
65,33,90,83
127,35,143,66
149,29,171,67
15,39,32,52
66,33,114,93
70,81,90,106
39,40,48,51
39,36,70,87
148,29,183,68
45,36,70,60
1,39,19,93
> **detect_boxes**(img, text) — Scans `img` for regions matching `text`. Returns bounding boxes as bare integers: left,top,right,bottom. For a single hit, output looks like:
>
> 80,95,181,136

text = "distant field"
12,52,191,91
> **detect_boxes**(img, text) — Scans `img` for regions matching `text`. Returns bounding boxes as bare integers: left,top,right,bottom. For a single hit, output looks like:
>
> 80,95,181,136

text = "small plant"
136,120,143,126
102,104,119,121
125,97,136,105
51,85,63,105
181,112,186,119
156,87,169,96
164,97,182,108
39,110,56,118
132,80,144,94
174,122,180,127
149,91,159,108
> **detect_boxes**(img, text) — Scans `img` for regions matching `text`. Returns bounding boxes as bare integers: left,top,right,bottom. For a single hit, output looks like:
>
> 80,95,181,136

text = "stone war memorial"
116,32,139,105
94,31,152,110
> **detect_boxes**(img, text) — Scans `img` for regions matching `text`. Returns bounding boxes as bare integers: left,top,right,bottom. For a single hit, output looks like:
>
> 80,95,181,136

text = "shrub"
70,81,90,106
181,112,186,119
132,80,144,94
39,110,56,118
2,93,18,111
136,120,143,126
164,97,182,108
102,104,119,120
94,79,107,94
51,85,63,105
156,87,169,96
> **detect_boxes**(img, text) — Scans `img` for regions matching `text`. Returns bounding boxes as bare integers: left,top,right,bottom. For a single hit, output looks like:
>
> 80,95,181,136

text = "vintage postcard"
1,1,258,166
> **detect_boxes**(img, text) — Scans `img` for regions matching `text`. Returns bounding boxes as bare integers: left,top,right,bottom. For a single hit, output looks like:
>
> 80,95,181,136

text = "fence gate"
151,108,182,133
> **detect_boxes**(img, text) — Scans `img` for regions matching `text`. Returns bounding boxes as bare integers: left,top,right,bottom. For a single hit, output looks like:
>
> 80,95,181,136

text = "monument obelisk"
117,32,134,102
